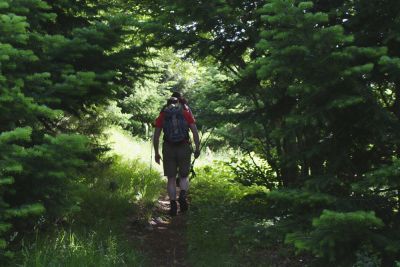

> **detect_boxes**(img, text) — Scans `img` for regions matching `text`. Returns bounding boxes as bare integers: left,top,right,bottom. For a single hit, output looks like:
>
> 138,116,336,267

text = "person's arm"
189,123,200,158
153,127,162,164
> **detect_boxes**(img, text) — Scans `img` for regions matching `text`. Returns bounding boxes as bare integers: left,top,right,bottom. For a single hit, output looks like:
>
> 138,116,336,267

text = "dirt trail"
128,193,191,267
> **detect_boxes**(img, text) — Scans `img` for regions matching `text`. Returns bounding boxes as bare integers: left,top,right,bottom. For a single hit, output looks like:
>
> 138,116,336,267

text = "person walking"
171,91,193,187
153,95,200,216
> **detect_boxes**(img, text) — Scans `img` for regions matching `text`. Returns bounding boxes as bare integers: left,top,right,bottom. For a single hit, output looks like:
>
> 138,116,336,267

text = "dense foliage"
18,154,163,266
0,0,150,261
2,0,400,265
134,0,400,265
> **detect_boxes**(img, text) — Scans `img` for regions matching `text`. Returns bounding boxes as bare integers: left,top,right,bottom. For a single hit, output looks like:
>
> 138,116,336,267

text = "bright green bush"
229,156,279,189
286,210,384,266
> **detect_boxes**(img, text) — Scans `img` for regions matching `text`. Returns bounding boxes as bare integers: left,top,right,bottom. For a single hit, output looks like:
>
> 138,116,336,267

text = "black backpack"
163,104,189,143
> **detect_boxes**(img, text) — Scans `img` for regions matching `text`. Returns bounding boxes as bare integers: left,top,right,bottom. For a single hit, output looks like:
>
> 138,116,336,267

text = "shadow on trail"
128,192,190,267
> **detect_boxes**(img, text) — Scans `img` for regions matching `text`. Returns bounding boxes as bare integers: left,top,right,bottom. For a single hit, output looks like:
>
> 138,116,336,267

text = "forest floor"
128,190,190,267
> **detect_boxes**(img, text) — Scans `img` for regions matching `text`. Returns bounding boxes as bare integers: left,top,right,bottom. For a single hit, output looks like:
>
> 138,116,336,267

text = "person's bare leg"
167,176,177,216
167,176,177,200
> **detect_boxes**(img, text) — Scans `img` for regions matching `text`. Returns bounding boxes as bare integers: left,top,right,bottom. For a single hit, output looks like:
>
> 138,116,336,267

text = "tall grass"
13,128,164,267
19,230,143,267
105,127,160,171
14,127,246,266
187,162,265,267
187,160,308,267
105,126,241,171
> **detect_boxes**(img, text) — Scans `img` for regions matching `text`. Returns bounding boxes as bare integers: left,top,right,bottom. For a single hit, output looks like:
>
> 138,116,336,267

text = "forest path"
128,192,191,267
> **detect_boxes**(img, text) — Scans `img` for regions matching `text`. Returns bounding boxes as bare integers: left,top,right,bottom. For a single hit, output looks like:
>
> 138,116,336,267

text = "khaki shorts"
162,142,192,178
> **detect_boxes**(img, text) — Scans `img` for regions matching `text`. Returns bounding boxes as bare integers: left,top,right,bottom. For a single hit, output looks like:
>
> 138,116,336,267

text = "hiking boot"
169,200,177,216
178,190,188,213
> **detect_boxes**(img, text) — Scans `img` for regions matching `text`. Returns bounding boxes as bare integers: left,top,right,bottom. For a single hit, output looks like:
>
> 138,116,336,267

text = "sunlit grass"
105,127,162,173
16,153,162,267
19,230,143,267
105,126,242,174
15,128,165,267
15,127,248,267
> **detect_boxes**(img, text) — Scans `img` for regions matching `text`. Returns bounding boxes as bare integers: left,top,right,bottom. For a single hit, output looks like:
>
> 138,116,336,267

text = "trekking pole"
176,127,214,187
150,134,153,173
189,127,215,180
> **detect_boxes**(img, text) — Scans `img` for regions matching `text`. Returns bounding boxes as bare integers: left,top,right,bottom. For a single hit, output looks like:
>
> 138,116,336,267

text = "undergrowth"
187,162,306,267
187,162,264,267
19,229,141,267
12,152,163,266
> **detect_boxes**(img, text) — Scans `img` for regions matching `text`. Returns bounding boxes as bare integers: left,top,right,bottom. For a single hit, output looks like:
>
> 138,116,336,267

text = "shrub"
229,156,279,190
286,210,384,266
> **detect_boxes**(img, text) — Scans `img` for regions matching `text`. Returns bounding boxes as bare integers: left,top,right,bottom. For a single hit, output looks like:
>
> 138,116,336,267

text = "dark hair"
171,91,188,105
167,97,179,106
171,92,182,98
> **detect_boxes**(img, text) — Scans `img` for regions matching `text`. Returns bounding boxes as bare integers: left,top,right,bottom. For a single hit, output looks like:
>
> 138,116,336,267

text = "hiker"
153,95,200,216
171,91,192,187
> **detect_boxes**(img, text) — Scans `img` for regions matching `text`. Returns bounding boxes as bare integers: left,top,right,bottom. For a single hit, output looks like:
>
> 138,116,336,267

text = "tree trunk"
280,135,298,187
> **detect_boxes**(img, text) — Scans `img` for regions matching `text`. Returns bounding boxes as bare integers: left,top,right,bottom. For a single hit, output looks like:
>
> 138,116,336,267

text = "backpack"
163,104,189,143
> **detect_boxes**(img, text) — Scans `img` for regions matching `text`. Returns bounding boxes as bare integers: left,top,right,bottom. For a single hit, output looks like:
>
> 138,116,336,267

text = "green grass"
187,162,266,267
12,129,165,267
105,127,154,160
19,230,142,267
12,127,267,267
105,126,241,170
187,160,309,267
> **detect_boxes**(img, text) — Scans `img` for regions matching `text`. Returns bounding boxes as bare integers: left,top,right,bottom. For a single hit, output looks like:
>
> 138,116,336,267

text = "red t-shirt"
154,108,195,128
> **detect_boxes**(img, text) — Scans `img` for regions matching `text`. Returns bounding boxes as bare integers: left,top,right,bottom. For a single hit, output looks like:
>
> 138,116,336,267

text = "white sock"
180,176,189,191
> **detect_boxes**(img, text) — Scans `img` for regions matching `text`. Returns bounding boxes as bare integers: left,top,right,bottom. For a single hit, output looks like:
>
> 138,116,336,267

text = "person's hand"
194,149,200,159
155,153,161,164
